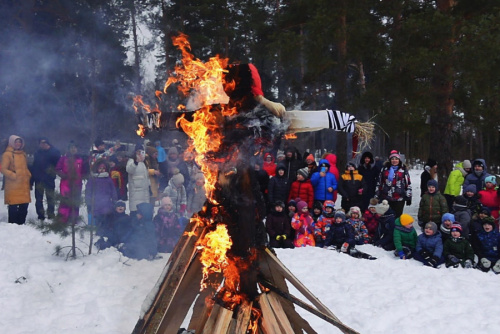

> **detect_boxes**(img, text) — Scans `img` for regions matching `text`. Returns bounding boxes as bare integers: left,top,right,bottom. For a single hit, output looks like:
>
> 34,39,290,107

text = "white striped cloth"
326,109,357,133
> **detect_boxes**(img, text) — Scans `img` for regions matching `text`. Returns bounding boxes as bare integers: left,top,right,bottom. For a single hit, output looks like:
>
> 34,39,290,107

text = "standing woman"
55,141,87,223
1,135,31,225
375,150,412,218
126,144,150,216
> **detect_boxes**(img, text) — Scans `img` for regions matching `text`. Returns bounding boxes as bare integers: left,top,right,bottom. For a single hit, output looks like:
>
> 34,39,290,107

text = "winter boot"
478,258,492,272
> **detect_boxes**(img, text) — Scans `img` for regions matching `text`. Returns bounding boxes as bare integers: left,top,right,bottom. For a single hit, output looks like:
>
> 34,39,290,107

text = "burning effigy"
132,33,360,334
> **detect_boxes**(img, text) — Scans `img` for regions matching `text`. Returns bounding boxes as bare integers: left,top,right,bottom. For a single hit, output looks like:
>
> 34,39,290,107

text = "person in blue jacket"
310,159,337,204
475,218,500,273
120,202,158,260
414,222,444,268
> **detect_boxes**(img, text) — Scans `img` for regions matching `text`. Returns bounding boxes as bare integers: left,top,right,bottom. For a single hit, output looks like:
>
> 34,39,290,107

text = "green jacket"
393,218,418,252
444,162,468,196
418,191,448,224
443,237,474,266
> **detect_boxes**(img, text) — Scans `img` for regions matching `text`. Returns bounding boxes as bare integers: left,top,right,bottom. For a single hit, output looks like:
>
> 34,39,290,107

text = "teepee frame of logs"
131,218,359,334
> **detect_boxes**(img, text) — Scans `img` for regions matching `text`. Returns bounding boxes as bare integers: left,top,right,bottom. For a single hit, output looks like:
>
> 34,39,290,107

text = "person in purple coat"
85,159,117,234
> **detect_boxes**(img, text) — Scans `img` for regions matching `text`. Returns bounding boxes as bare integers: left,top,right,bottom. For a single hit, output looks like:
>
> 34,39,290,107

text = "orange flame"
132,95,162,137
197,224,232,289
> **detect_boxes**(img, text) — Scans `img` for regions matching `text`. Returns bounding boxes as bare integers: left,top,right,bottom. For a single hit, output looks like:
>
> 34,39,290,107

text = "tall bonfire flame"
162,33,260,321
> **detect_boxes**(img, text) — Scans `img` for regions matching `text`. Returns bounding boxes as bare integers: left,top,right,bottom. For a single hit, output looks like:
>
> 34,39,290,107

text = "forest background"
1,0,499,189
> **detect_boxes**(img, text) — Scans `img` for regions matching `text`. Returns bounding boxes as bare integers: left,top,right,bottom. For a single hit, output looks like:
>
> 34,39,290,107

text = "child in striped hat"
443,224,475,268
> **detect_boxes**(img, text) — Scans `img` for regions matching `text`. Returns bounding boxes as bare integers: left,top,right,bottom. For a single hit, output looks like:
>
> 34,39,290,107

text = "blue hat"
427,179,438,188
442,213,455,224
485,176,497,185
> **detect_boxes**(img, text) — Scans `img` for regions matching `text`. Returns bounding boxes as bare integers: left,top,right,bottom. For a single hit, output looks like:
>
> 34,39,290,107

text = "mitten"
480,258,492,269
358,188,363,195
341,242,349,253
492,260,500,274
398,250,405,259
428,256,439,268
276,235,282,241
406,198,412,206
281,234,287,240
419,250,431,260
448,255,460,265
464,259,473,269
254,95,285,118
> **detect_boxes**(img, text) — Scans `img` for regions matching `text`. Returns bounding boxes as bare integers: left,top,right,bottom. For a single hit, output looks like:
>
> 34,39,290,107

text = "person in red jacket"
262,152,276,177
287,167,314,209
478,175,500,227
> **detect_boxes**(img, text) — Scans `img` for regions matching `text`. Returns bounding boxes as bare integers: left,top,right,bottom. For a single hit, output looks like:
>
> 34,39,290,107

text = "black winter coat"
31,146,61,187
324,221,355,248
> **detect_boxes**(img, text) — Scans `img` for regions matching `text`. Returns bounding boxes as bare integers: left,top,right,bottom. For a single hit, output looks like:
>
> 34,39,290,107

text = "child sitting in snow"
393,214,417,260
120,202,158,260
313,200,336,247
473,217,500,273
439,213,455,243
363,198,380,243
153,196,183,253
443,224,474,268
414,222,444,268
323,211,355,254
374,200,397,251
266,200,294,249
291,200,316,247
94,201,132,251
346,206,370,245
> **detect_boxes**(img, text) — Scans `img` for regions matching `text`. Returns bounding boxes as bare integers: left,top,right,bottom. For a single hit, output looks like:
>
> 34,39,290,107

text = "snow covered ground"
0,168,499,334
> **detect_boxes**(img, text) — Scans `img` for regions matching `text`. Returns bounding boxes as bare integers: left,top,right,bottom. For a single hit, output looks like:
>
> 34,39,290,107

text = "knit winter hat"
464,184,476,194
454,195,467,207
485,176,497,185
296,200,308,212
389,150,401,160
135,143,144,152
482,216,495,226
313,200,324,211
323,200,335,211
334,211,346,221
161,196,173,207
297,167,309,179
479,207,491,216
168,146,179,155
171,171,184,186
425,222,438,234
348,206,361,217
274,200,286,209
115,201,126,208
441,213,455,224
375,200,390,215
194,172,205,181
287,199,297,208
450,224,462,234
305,154,315,163
276,150,285,159
427,179,438,188
472,160,484,168
368,198,378,209
400,214,414,226
346,162,356,169
462,160,472,169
